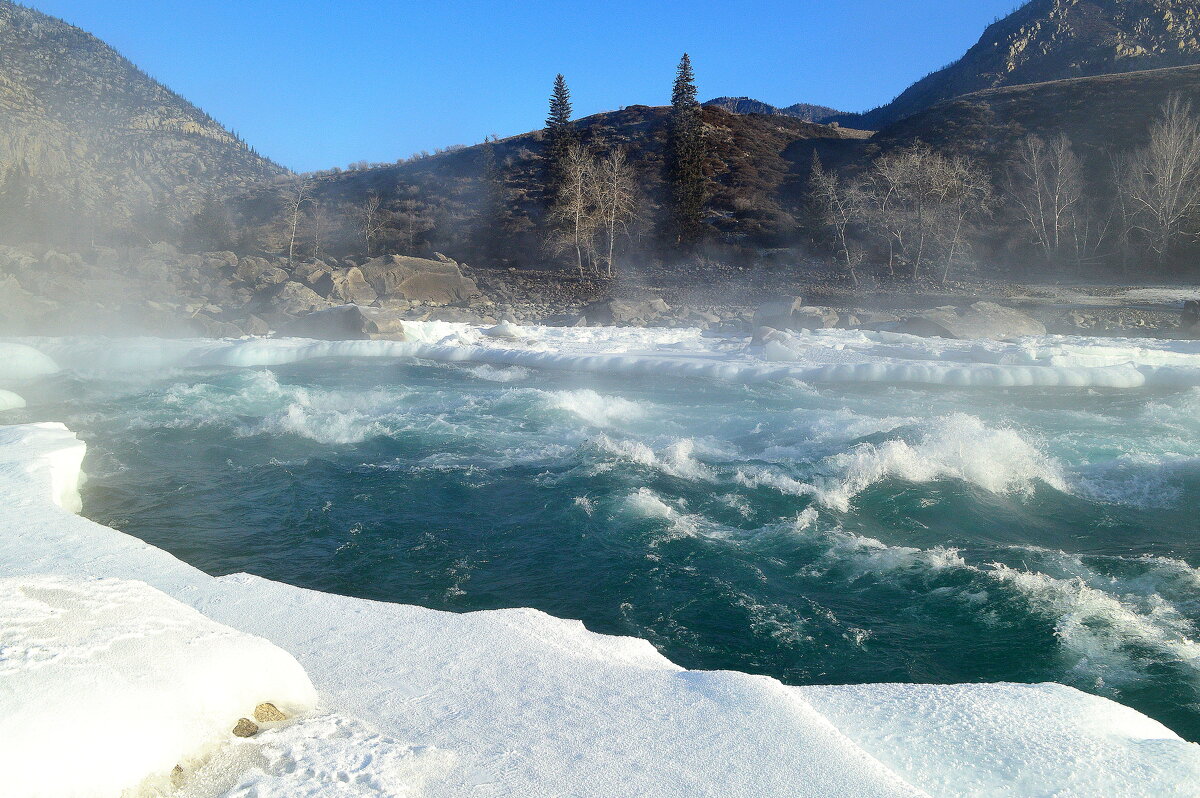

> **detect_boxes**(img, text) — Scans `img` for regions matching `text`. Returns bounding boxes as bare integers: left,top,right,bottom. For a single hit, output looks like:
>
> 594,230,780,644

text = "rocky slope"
841,0,1200,128
0,1,285,248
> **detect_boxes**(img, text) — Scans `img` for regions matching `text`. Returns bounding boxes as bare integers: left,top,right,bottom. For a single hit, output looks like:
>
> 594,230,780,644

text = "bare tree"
283,177,314,267
1008,134,1109,274
809,154,863,287
358,192,386,258
306,200,332,260
393,197,434,252
1008,135,1081,263
548,141,599,275
858,142,992,283
593,147,638,277
1119,96,1200,268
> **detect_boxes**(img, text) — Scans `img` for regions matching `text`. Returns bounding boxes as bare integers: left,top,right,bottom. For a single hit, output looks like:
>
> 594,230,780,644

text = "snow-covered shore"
4,329,1200,796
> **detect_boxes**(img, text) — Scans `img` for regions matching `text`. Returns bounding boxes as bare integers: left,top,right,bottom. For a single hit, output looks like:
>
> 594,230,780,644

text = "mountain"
0,1,285,247
705,97,846,123
852,0,1200,129
875,63,1200,166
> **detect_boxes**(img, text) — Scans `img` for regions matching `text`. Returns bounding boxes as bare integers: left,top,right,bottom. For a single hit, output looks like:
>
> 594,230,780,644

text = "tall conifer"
543,74,576,197
665,54,707,248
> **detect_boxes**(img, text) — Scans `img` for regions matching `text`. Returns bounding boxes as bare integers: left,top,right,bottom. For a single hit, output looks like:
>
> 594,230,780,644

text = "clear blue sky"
29,0,1023,172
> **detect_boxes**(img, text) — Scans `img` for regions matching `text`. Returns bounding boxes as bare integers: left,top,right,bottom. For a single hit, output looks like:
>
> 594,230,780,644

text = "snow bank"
17,323,1200,389
0,422,86,512
0,576,317,798
0,342,59,381
1,421,1199,797
0,388,25,410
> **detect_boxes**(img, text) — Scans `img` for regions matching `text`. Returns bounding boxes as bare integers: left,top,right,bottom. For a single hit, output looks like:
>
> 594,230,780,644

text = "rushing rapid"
4,326,1200,742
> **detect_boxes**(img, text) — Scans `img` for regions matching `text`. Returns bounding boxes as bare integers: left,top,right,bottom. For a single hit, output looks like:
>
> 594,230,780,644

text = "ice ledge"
1,421,1198,797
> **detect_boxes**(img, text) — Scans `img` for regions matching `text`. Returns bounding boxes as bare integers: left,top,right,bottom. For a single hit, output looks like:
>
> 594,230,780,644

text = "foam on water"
985,564,1200,685
538,388,647,428
18,323,1200,389
819,413,1068,511
147,371,412,445
734,414,1067,512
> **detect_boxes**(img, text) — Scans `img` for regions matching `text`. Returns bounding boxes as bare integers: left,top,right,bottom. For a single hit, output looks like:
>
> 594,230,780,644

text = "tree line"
540,55,708,276
167,67,1200,284
810,95,1200,284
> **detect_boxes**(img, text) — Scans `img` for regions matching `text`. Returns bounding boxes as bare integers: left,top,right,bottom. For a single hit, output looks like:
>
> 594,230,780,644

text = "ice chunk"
0,389,25,410
0,342,58,381
0,575,317,798
0,422,86,512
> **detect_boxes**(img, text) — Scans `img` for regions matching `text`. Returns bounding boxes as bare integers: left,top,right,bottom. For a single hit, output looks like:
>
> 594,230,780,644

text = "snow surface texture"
14,322,1200,389
2,424,1199,796
0,575,317,798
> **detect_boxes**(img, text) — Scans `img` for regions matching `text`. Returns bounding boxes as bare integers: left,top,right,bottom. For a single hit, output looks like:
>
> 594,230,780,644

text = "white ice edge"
2,422,1200,797
7,320,1200,389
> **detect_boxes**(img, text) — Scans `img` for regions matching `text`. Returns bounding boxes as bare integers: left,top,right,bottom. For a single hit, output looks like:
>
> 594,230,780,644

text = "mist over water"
14,356,1200,740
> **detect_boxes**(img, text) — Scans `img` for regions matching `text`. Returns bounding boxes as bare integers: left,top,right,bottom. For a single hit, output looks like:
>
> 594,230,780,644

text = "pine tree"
543,74,576,197
665,54,707,248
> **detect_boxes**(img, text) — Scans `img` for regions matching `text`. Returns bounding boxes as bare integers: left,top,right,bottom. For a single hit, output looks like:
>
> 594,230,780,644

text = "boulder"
241,314,271,336
853,311,902,331
189,314,245,339
232,718,259,738
751,298,839,339
234,257,290,291
792,306,840,330
262,281,332,318
419,306,496,324
253,703,287,723
281,304,406,341
896,302,1046,340
581,297,672,326
1182,300,1200,334
313,267,378,305
360,255,479,305
295,262,333,288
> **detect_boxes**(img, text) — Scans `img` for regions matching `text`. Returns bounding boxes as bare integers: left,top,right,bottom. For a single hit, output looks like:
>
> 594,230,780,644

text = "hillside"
838,0,1200,129
0,1,286,248
704,97,847,123
229,105,873,266
875,63,1200,164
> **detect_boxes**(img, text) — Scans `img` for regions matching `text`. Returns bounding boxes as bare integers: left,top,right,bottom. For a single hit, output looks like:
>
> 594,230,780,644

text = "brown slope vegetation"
874,63,1200,167
848,0,1200,129
0,1,285,248
230,105,871,267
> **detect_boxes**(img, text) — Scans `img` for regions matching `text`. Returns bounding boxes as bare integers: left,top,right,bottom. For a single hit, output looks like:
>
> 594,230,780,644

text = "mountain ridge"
850,0,1200,128
0,0,286,247
703,97,847,123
